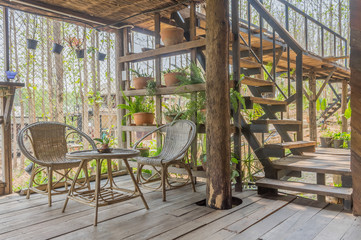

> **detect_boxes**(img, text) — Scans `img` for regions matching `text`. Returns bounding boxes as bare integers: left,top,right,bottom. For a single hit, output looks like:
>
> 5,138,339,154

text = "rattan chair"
133,120,197,201
17,122,96,206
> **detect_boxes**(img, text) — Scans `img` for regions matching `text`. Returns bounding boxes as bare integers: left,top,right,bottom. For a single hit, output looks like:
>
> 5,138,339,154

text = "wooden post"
189,2,198,174
341,79,348,133
1,8,12,195
115,29,126,170
309,72,317,141
350,0,361,215
296,53,303,141
154,13,162,148
206,0,232,209
231,0,242,192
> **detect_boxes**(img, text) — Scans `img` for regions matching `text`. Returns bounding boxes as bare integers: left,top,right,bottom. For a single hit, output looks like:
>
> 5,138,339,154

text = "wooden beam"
206,0,232,210
118,39,206,63
341,79,348,132
315,69,336,100
154,13,162,149
308,72,317,141
350,0,361,216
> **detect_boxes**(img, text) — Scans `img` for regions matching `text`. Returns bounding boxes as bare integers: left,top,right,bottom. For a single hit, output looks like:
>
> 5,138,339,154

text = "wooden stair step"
272,154,351,176
245,96,287,106
239,59,262,68
256,178,352,200
264,141,316,150
242,76,274,87
251,119,302,125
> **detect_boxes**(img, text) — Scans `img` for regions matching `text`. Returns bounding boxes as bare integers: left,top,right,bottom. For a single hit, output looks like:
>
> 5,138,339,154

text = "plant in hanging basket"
98,52,106,61
5,71,18,80
27,16,38,50
94,134,112,153
52,40,64,54
65,36,84,58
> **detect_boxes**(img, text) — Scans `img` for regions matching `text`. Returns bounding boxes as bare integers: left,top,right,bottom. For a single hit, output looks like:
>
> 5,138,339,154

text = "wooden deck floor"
0,174,360,240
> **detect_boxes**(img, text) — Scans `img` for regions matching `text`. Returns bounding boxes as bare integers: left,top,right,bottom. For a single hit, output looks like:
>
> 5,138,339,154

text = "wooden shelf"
123,83,205,96
118,39,206,63
264,141,316,149
120,124,236,134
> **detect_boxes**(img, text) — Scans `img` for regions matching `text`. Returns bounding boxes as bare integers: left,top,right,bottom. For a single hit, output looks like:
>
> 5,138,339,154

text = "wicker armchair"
17,122,96,206
133,120,197,201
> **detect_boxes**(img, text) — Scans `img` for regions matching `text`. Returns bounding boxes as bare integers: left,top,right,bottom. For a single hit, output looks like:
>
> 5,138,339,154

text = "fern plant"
118,91,154,118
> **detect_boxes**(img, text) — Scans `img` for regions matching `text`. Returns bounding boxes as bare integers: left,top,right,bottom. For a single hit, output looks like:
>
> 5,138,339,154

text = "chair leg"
83,163,91,190
185,164,196,193
136,163,142,186
47,167,53,207
27,165,36,200
161,165,166,202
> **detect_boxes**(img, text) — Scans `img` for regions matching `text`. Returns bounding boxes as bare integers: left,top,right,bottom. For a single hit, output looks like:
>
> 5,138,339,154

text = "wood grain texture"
205,0,232,210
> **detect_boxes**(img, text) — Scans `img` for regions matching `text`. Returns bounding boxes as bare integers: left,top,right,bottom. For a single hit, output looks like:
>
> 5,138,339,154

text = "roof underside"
0,0,195,31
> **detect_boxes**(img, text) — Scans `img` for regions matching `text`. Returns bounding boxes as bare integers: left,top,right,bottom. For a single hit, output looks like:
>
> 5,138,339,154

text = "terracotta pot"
160,27,184,46
164,113,183,123
133,77,153,90
133,112,154,126
164,72,182,87
97,144,112,153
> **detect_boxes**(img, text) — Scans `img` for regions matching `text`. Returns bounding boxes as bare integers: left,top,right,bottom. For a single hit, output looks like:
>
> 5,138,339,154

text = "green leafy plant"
130,68,152,78
320,130,333,138
176,62,205,85
162,65,187,74
118,92,155,118
146,81,157,96
162,103,184,121
94,134,110,146
344,100,351,120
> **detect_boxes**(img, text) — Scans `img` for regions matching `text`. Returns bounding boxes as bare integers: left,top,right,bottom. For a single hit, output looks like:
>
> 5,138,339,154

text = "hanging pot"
75,49,85,59
52,43,64,54
5,71,17,79
26,39,38,50
98,52,106,61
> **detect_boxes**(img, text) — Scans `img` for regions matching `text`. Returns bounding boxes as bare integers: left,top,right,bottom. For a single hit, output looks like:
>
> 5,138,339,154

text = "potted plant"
146,80,157,96
177,63,205,86
5,71,17,80
27,17,38,50
135,142,150,157
66,36,84,59
320,131,333,148
160,27,184,46
333,132,344,148
162,66,186,87
118,93,155,126
162,103,183,123
94,134,112,153
98,52,106,61
130,69,154,90
52,40,64,54
342,132,351,149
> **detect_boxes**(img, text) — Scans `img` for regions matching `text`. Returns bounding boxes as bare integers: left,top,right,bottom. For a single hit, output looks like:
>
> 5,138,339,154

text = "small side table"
62,149,149,226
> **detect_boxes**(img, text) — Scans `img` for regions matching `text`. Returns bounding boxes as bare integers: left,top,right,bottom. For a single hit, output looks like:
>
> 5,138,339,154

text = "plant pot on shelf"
320,137,332,148
5,71,17,79
333,139,344,148
164,113,183,123
52,43,64,54
164,72,182,87
98,52,106,61
160,27,184,46
26,39,38,50
75,49,85,59
133,77,153,90
133,112,154,126
137,147,150,157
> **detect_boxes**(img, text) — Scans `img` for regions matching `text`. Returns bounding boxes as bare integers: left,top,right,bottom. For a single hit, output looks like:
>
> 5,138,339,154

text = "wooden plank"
118,38,206,63
264,141,316,149
251,119,302,125
256,178,352,200
246,96,287,105
272,155,351,175
242,76,274,87
123,83,205,96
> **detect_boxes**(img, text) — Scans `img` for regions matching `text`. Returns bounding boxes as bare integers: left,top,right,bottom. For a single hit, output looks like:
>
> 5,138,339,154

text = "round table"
62,149,149,226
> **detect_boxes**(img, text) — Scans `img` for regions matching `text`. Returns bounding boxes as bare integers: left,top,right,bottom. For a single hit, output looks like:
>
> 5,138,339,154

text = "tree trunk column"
206,0,232,210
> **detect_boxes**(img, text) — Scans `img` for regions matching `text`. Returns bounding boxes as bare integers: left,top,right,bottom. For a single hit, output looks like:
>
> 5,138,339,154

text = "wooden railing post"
296,53,303,141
